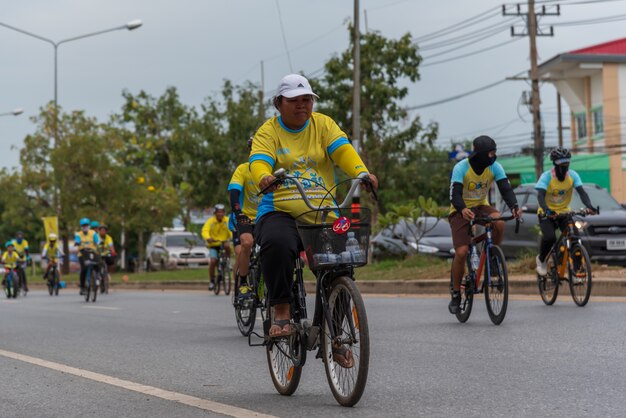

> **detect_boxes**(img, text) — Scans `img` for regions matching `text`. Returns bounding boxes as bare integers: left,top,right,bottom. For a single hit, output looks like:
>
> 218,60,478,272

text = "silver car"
145,231,210,270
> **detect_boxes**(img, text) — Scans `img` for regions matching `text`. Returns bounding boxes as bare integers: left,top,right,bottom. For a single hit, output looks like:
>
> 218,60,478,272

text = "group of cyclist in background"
1,218,117,297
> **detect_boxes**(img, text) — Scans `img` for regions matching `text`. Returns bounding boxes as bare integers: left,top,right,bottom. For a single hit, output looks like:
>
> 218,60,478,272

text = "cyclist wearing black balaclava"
535,147,596,275
448,135,521,314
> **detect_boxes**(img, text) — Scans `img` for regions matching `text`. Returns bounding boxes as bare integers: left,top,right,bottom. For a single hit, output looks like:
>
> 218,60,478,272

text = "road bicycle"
213,243,232,296
233,243,266,337
452,214,520,325
46,260,61,296
82,249,101,303
3,267,19,299
537,209,596,307
98,256,111,294
249,169,375,407
16,259,28,297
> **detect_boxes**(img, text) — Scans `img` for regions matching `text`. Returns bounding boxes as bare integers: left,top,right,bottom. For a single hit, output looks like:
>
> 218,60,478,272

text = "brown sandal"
269,319,295,338
332,344,354,368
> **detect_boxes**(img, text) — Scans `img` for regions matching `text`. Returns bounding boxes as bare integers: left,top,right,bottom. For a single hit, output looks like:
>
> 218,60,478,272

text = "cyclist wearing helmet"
97,225,116,272
42,233,64,280
535,147,596,275
228,137,260,299
2,241,23,290
250,73,378,341
75,217,100,294
11,231,30,293
201,204,232,290
90,220,100,230
448,135,521,314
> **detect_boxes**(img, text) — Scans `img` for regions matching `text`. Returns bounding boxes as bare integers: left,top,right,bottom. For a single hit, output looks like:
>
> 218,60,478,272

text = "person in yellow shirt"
97,225,116,271
11,231,30,293
2,241,23,295
42,233,64,281
201,204,233,290
75,217,100,295
250,73,378,343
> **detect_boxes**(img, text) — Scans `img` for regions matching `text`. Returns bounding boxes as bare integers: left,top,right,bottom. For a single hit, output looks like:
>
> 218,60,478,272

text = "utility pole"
259,60,265,123
504,1,558,180
353,0,361,201
557,92,563,147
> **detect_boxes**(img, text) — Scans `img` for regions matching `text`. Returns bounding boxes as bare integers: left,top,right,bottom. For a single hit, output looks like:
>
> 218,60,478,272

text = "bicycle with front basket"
249,168,375,407
452,214,520,325
537,208,597,307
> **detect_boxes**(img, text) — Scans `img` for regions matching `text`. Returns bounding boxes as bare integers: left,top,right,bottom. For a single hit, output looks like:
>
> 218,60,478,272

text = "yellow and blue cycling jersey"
2,251,22,269
449,159,507,214
227,163,260,231
75,230,100,251
535,168,583,214
98,234,115,256
11,239,29,257
42,242,63,262
250,112,368,222
201,216,233,248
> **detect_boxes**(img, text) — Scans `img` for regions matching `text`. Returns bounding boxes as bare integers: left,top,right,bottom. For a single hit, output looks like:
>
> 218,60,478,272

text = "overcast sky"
1,0,625,168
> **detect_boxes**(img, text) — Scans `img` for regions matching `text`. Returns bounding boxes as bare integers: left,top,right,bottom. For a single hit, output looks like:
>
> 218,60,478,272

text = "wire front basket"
295,206,371,271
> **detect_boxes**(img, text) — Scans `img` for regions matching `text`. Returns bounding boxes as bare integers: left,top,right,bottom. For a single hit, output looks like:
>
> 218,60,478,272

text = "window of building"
592,107,604,135
576,113,587,139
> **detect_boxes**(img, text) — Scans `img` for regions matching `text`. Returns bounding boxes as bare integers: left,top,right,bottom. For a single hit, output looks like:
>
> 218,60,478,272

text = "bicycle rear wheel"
266,306,304,396
537,251,559,305
213,274,221,295
234,274,256,337
91,273,98,303
224,267,232,296
85,271,91,302
322,276,369,407
47,279,53,296
568,243,592,307
484,245,508,325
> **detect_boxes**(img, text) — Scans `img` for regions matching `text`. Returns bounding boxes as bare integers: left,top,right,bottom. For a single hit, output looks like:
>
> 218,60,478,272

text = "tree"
310,27,450,209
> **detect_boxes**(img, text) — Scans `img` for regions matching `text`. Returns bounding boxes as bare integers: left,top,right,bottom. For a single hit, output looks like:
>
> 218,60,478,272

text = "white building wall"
590,72,604,107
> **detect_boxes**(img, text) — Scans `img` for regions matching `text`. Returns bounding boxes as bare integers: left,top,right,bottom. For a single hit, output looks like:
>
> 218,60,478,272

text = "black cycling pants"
79,255,100,289
255,212,302,306
539,217,569,262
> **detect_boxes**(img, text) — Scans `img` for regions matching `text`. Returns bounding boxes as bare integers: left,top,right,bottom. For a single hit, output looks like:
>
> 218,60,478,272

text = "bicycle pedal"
248,331,267,347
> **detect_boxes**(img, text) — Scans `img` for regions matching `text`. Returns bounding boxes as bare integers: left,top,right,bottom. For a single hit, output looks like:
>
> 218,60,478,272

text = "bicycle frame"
467,223,495,293
549,215,582,279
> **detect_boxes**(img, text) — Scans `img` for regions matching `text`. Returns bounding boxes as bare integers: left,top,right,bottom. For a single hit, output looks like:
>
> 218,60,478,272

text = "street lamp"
0,108,24,117
0,19,143,107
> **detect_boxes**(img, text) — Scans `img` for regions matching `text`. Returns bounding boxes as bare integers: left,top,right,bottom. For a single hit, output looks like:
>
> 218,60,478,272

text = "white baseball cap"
275,74,319,99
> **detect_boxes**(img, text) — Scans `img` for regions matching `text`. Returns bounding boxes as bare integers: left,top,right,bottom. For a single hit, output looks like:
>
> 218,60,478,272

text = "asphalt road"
1,290,625,417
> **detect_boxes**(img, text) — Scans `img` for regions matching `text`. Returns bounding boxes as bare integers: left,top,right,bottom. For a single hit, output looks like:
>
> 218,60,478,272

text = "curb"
28,277,626,297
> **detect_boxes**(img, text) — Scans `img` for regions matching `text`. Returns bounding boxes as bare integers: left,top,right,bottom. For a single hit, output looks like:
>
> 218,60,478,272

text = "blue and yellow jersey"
250,112,368,222
11,239,29,257
2,251,22,269
201,216,233,248
449,159,507,214
228,163,260,231
42,242,63,263
74,230,100,251
535,168,583,214
98,234,114,256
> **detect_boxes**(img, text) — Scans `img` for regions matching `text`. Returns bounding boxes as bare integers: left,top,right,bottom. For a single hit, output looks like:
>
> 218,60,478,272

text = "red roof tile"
569,37,626,55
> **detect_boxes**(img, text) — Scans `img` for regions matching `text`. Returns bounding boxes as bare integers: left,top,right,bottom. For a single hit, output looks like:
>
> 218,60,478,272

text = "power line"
552,13,626,26
419,19,516,51
415,7,501,43
406,71,525,111
275,0,293,73
422,37,521,67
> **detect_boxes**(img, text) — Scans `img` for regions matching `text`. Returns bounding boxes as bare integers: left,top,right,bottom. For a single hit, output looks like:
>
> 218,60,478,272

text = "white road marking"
0,349,276,418
82,306,120,310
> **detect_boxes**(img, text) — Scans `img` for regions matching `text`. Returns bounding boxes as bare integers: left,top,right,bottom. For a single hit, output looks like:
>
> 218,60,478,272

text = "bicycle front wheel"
484,245,508,325
454,260,474,323
224,268,232,296
537,251,559,305
568,243,592,307
322,276,369,407
91,273,98,303
213,274,221,295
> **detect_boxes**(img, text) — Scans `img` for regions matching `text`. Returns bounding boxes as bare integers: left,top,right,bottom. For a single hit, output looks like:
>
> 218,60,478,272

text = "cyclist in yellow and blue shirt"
535,147,596,275
228,138,260,299
75,217,100,294
201,205,233,290
448,135,521,314
2,241,23,269
97,225,117,272
42,233,64,281
11,231,30,293
250,73,378,345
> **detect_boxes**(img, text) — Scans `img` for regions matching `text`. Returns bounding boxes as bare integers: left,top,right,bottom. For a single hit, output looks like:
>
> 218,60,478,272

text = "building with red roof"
539,37,626,202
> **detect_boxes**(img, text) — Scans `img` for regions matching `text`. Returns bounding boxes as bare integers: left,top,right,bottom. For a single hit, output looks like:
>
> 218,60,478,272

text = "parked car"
499,183,626,265
145,231,209,270
372,217,454,259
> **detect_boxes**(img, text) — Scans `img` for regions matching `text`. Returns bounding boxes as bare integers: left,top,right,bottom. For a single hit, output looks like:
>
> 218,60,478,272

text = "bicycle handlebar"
470,215,522,234
258,168,376,210
538,206,600,220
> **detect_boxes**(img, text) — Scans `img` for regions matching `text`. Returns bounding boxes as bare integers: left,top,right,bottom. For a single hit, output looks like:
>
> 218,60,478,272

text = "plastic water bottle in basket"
341,231,365,264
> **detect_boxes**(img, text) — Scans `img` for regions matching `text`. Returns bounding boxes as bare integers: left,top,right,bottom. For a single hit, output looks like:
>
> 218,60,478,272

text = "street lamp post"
0,108,24,117
0,19,142,109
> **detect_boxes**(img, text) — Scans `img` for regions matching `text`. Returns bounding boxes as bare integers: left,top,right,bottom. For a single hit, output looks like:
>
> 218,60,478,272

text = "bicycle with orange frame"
537,208,597,307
